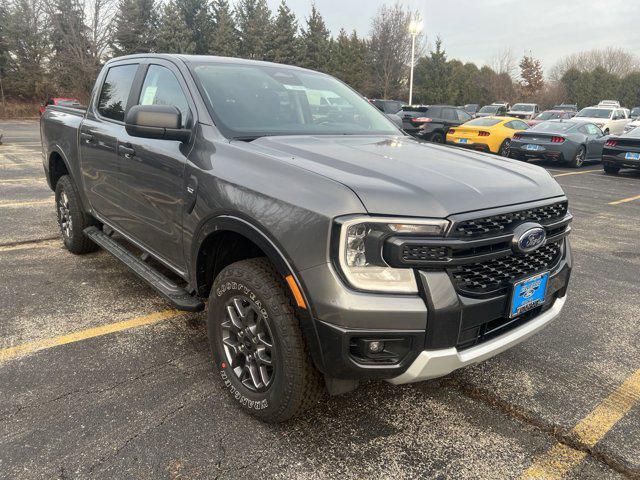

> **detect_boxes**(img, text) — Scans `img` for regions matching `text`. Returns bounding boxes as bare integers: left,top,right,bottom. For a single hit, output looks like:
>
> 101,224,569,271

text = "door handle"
118,144,136,159
80,132,93,144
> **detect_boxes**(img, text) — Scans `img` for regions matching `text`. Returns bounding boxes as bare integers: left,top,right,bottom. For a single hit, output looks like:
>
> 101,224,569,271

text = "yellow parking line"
608,194,640,205
0,162,42,167
0,238,59,252
0,309,181,363
0,177,45,184
0,199,51,208
521,369,640,479
552,169,601,178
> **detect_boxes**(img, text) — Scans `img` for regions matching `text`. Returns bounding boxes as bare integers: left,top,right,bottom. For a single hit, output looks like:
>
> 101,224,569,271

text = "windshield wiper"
233,135,264,142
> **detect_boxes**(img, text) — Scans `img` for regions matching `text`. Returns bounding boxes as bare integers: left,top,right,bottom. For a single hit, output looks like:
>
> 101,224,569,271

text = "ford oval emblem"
512,223,546,254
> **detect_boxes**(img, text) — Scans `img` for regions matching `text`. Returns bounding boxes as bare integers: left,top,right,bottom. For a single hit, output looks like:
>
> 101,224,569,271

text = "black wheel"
603,164,620,175
430,132,444,144
498,139,511,157
208,258,322,422
568,145,586,168
55,175,99,254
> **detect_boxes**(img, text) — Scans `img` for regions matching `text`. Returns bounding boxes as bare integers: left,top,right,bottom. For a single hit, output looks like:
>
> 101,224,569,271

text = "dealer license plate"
510,272,549,318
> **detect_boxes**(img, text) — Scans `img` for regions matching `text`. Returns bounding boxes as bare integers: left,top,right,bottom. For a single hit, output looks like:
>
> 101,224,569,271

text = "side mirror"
125,105,191,142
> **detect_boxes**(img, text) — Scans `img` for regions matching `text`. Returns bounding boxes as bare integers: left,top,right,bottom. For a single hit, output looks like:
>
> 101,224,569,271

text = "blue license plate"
458,138,469,144
524,144,542,151
624,152,640,160
510,272,549,318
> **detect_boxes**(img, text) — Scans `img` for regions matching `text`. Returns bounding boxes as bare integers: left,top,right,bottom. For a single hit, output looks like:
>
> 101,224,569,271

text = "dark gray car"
40,54,573,422
509,120,605,167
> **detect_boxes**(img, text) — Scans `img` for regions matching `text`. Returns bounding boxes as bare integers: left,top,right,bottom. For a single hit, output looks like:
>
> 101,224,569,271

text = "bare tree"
549,46,640,81
369,3,422,99
488,47,517,79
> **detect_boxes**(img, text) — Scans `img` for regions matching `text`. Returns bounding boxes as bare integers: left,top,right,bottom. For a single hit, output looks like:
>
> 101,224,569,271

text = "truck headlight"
336,216,449,293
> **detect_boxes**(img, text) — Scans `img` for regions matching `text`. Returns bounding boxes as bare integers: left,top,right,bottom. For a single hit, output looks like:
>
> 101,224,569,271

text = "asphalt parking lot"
0,120,638,480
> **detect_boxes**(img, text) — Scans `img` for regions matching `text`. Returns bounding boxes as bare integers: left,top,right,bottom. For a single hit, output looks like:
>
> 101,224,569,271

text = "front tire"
568,145,586,168
55,175,99,254
208,258,322,422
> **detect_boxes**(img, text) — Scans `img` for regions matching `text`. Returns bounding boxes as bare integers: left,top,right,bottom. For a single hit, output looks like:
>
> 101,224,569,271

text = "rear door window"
137,65,191,128
97,64,139,122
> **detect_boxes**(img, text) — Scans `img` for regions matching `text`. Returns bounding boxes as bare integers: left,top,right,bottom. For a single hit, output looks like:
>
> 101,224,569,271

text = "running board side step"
84,226,204,312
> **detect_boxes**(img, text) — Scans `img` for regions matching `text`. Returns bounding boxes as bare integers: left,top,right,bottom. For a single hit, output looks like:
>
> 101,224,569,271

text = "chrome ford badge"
512,222,546,254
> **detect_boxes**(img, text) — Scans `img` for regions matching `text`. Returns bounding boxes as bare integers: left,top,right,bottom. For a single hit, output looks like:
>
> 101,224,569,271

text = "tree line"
1,0,639,112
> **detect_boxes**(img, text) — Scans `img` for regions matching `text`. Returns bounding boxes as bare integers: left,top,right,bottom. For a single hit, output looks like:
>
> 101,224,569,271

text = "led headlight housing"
336,216,449,293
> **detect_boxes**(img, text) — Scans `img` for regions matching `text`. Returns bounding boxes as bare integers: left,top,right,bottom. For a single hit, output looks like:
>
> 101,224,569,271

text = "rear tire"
430,132,445,144
208,258,322,423
498,139,511,157
55,175,99,254
603,164,620,175
568,146,586,168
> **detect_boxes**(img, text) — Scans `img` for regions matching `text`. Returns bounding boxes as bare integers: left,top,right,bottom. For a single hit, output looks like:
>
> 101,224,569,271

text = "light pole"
408,21,422,106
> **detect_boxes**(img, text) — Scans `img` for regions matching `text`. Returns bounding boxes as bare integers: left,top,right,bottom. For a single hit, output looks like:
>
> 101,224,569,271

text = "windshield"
479,105,498,113
576,108,612,119
191,63,398,138
537,111,561,121
530,122,575,132
464,117,501,127
512,104,534,112
631,108,640,116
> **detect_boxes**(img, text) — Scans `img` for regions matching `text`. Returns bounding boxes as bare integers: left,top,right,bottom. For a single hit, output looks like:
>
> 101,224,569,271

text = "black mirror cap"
125,105,191,142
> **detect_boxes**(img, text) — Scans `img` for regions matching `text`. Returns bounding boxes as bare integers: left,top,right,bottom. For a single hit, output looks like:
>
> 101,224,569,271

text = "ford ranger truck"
40,54,572,422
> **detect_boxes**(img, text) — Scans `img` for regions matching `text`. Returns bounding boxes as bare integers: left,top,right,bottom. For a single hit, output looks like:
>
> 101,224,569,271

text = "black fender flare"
191,214,328,373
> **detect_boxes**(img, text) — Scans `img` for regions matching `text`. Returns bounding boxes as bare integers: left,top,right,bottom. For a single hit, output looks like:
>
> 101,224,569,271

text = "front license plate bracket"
509,271,549,318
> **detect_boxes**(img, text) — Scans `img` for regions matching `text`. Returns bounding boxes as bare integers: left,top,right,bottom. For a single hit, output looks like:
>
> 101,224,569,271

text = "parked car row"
370,97,640,174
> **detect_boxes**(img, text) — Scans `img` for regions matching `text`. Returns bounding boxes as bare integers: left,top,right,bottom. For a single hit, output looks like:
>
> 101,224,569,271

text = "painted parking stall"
0,121,638,478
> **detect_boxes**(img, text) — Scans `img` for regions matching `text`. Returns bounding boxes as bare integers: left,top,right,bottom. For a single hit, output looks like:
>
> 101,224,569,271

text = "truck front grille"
452,201,568,238
449,242,562,295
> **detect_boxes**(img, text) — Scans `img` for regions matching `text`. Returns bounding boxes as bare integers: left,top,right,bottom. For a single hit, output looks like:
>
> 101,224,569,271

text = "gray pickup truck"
40,54,572,422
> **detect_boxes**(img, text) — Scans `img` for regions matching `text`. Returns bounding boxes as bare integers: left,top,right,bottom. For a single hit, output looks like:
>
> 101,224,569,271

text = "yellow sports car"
446,116,530,156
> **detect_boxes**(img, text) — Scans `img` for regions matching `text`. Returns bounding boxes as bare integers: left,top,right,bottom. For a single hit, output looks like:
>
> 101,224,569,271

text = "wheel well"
196,230,269,297
48,151,69,190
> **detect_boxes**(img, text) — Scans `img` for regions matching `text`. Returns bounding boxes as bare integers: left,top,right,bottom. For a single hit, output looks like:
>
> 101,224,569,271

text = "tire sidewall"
55,177,81,250
499,139,511,157
208,267,292,420
573,146,586,167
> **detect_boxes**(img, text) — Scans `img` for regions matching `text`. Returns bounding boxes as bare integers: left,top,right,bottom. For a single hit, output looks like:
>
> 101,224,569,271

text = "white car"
623,119,640,134
507,103,540,120
574,106,630,135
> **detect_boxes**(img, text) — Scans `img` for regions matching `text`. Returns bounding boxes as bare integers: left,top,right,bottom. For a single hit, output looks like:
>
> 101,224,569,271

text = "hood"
574,116,608,124
240,135,564,218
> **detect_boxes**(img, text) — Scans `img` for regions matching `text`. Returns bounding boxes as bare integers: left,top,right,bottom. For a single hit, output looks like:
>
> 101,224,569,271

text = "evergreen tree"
414,38,454,104
4,0,51,100
300,4,330,72
156,1,196,53
110,0,158,56
330,29,369,93
175,0,213,54
210,0,238,57
268,0,299,65
235,0,272,60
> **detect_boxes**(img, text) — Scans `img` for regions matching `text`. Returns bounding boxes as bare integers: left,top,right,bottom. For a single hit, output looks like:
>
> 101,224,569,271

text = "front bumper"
301,236,571,381
388,295,566,384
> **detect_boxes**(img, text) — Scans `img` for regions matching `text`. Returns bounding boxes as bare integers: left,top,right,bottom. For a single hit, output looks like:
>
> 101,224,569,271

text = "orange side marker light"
285,275,307,309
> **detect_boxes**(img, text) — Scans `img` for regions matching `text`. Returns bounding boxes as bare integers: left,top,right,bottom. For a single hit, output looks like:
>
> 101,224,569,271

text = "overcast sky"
265,0,640,73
